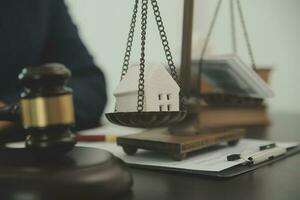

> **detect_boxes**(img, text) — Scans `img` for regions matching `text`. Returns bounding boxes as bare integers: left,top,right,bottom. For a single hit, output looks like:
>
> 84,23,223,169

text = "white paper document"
78,137,298,172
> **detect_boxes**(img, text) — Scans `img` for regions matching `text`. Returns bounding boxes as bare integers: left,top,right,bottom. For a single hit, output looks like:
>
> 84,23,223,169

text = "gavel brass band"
20,94,75,128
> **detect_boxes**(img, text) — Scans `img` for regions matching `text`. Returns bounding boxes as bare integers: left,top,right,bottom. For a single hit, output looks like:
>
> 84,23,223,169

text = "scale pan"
105,111,187,128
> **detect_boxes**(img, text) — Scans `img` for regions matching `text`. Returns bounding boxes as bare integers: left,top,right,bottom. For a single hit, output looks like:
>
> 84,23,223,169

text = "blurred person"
0,0,107,133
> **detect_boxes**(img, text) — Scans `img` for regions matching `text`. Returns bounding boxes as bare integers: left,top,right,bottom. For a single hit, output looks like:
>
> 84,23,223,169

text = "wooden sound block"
0,147,133,200
117,128,245,161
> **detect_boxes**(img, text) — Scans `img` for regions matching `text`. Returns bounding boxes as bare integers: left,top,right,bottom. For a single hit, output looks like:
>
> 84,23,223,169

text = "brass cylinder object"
20,94,75,129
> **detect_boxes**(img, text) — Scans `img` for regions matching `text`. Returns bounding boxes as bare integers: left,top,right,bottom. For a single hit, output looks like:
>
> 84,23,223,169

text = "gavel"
0,63,76,154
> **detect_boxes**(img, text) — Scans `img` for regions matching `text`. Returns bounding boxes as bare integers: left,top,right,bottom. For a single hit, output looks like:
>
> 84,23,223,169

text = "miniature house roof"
114,65,179,96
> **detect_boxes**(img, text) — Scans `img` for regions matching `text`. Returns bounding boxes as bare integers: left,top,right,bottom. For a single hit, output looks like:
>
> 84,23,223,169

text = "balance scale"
106,0,250,160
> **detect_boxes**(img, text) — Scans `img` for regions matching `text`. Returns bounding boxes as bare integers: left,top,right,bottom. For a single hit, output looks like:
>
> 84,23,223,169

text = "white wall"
66,0,300,114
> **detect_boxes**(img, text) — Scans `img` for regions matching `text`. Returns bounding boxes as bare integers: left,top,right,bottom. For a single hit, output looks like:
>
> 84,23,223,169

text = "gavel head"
18,63,76,155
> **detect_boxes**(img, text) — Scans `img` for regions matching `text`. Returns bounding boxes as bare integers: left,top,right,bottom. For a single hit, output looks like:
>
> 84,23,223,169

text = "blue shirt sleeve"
41,0,107,130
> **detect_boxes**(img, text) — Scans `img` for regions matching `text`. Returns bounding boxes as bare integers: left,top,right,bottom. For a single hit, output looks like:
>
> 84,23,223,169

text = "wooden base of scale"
117,128,245,161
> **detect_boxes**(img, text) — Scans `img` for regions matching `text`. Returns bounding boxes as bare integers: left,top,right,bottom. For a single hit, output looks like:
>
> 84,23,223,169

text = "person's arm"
41,0,107,130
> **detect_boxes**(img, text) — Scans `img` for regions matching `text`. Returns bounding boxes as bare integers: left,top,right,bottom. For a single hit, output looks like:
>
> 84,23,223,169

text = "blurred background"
65,0,300,115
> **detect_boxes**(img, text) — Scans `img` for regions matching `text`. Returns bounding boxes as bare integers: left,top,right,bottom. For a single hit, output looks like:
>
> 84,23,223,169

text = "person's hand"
0,101,14,130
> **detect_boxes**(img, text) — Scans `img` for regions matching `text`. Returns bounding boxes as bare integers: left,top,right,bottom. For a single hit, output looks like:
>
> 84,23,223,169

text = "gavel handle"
0,104,20,122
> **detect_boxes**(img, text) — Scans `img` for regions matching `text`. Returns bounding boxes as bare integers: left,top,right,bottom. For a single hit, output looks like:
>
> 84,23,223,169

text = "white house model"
114,65,180,112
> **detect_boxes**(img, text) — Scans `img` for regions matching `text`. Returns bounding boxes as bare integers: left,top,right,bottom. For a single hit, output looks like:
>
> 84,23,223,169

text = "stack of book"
187,102,270,130
188,54,273,130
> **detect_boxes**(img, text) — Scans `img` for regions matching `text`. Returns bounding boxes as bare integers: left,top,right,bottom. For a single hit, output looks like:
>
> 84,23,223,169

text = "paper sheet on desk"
78,138,298,172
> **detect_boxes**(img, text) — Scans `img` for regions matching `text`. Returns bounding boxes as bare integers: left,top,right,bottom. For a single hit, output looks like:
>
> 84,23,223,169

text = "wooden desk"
127,113,300,200
3,113,298,200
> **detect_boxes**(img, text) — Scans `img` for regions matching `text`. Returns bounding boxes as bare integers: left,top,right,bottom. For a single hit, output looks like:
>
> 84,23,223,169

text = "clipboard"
122,145,300,178
78,138,300,178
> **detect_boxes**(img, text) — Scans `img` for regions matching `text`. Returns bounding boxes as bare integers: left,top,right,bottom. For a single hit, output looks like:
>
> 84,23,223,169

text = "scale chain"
120,0,139,80
137,0,148,112
230,0,237,53
200,0,256,70
236,0,256,69
150,0,185,110
198,0,222,97
200,0,222,62
150,0,178,84
121,0,184,112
